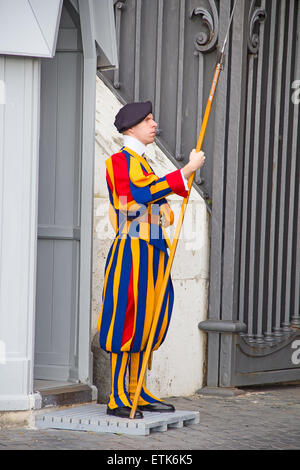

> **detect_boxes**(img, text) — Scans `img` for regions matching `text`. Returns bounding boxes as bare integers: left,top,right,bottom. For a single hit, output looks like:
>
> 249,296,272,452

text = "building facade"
0,0,299,416
0,0,118,411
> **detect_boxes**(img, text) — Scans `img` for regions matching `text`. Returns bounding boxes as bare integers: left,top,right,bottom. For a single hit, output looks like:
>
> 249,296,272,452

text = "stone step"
36,384,97,408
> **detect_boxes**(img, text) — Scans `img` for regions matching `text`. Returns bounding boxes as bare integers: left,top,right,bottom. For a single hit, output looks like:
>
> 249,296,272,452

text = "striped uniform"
97,146,188,408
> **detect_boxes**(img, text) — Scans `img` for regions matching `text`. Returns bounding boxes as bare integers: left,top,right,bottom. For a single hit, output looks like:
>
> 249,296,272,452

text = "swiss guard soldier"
97,101,205,419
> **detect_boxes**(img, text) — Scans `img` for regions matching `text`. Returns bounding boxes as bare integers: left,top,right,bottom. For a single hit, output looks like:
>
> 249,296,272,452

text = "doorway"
34,3,83,391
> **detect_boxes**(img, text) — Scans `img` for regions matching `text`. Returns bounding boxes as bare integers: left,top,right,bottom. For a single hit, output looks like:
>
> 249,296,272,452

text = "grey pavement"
0,384,299,450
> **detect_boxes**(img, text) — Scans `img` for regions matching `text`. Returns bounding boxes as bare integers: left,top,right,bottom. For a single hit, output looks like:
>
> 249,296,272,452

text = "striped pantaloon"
97,235,174,408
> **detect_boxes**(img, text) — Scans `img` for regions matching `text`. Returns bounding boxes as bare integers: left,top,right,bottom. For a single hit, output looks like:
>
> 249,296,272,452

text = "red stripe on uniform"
106,169,113,192
165,169,188,198
121,264,135,347
141,168,154,177
111,153,134,201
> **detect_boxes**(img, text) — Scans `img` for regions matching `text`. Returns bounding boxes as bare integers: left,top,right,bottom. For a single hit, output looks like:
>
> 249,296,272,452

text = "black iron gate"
200,0,300,387
98,0,300,387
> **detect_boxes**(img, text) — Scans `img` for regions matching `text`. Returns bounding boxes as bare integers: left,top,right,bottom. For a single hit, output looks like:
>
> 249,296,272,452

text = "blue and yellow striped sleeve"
110,151,188,205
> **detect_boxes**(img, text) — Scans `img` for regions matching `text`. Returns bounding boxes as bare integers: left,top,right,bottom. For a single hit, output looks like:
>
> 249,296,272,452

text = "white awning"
0,0,118,69
0,0,63,58
93,0,118,70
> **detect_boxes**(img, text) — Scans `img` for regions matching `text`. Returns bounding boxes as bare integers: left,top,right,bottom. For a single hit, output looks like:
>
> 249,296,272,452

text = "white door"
34,5,83,382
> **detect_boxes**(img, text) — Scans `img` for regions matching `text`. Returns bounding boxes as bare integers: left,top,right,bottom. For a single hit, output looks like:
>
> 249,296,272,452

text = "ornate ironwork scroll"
189,1,219,183
248,0,266,55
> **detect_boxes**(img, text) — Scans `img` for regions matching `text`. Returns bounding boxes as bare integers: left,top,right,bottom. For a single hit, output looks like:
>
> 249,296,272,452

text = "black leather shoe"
106,406,143,419
138,402,175,413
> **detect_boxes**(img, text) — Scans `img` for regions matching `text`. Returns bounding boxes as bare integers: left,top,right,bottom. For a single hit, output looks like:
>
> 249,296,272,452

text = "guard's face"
129,113,158,145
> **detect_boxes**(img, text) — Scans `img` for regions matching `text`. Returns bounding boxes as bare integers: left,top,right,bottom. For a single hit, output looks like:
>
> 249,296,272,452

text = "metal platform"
35,404,200,436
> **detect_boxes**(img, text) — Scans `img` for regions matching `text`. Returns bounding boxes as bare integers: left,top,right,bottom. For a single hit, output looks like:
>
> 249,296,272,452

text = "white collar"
123,135,147,157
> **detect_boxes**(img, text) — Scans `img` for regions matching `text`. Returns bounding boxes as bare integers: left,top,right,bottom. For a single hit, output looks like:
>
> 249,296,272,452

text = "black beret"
114,101,152,132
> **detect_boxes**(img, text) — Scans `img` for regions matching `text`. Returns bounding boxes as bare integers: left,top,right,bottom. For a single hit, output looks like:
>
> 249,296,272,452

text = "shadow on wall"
91,333,111,404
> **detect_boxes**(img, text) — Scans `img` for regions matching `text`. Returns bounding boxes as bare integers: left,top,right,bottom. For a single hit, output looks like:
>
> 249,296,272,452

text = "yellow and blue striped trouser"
108,351,162,409
98,236,174,354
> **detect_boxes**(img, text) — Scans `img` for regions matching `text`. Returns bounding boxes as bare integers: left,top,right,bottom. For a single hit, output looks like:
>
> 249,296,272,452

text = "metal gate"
200,0,300,387
98,0,300,387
